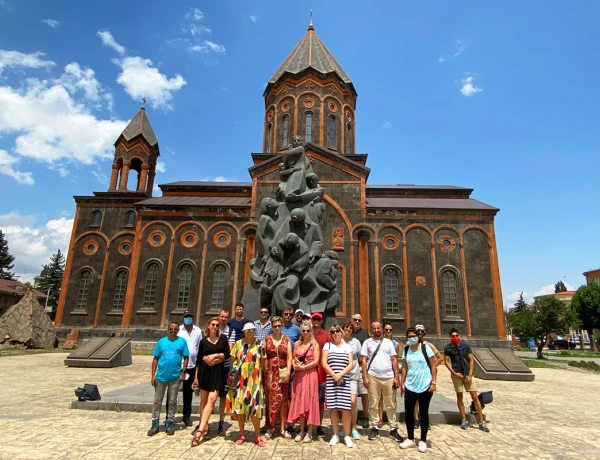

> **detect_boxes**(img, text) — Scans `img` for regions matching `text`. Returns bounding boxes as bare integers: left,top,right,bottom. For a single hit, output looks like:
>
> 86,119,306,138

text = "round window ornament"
148,230,166,247
118,240,133,256
82,240,98,256
281,101,291,112
214,231,231,248
181,231,199,248
438,235,456,253
416,276,426,286
304,98,315,108
346,110,353,122
267,110,274,122
381,234,399,251
328,101,338,112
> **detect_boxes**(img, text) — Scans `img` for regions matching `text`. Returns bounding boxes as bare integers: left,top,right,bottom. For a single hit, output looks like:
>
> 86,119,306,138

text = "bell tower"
108,105,159,195
263,20,357,154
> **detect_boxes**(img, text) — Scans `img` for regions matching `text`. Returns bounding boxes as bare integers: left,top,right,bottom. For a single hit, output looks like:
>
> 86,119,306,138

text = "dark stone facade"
55,25,506,342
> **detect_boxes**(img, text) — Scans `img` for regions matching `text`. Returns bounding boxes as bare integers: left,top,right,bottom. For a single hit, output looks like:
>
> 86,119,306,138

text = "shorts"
349,380,358,395
219,366,230,398
451,373,477,393
357,373,368,396
318,381,326,403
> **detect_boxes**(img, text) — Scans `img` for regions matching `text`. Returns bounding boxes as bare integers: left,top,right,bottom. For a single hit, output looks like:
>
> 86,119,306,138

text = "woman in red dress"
262,315,293,439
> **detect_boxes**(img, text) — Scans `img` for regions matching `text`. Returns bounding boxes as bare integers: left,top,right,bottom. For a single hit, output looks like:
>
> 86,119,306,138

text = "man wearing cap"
411,324,443,430
294,309,305,327
176,310,202,426
311,311,329,438
254,306,273,342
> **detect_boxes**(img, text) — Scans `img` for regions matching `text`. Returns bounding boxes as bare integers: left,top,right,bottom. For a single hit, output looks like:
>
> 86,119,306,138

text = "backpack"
404,343,432,375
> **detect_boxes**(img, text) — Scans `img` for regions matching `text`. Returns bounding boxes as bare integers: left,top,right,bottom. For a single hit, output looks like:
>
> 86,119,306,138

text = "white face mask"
408,337,419,345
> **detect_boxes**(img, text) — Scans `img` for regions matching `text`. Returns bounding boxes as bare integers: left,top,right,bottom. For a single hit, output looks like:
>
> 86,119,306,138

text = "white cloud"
200,175,235,182
0,211,73,282
113,56,186,111
188,40,226,55
97,30,126,55
91,169,108,185
438,56,446,63
453,39,466,57
460,76,483,97
250,15,258,22
187,24,211,37
505,291,533,307
185,7,204,21
153,183,161,193
42,19,60,29
0,49,55,74
0,60,127,183
533,282,576,298
382,122,392,128
155,161,166,173
0,149,34,185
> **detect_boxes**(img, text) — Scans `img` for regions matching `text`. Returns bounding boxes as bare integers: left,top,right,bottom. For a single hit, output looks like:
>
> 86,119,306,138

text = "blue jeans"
153,380,180,422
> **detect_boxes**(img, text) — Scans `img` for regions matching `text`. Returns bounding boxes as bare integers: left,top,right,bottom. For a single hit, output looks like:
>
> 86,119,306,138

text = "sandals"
235,436,246,445
265,429,273,440
203,430,211,440
282,430,293,439
255,437,265,447
191,431,203,447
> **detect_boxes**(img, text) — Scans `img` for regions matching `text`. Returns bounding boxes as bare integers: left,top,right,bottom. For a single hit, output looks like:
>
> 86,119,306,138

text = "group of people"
149,303,490,452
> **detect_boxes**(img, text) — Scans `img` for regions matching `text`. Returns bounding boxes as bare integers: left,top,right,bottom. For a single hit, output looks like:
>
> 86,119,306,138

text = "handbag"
276,339,289,383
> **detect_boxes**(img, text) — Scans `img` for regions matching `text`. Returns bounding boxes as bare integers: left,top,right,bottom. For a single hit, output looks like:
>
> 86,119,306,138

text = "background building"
55,24,506,343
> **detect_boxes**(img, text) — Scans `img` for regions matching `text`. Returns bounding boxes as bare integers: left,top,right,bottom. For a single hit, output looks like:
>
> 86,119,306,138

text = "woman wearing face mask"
399,327,437,453
191,317,230,446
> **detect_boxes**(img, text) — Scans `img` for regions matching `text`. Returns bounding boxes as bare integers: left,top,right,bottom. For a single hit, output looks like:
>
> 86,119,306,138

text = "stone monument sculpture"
242,136,339,327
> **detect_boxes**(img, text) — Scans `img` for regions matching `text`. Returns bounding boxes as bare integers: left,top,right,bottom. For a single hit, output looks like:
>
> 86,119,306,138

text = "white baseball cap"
242,322,256,332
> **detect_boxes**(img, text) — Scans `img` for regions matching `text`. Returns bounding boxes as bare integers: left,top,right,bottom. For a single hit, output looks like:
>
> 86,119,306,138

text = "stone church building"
55,23,506,342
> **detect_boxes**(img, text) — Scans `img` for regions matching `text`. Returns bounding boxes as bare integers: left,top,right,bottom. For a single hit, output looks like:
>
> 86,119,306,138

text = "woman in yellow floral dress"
226,322,266,446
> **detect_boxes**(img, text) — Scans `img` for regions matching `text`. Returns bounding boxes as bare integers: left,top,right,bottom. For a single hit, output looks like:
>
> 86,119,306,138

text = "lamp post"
44,285,53,312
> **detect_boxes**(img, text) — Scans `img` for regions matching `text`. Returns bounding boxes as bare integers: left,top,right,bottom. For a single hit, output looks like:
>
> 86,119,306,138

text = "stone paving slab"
1,353,599,459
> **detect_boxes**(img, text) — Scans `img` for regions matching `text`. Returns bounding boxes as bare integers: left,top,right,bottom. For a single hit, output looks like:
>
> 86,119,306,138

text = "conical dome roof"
116,106,158,147
268,23,353,89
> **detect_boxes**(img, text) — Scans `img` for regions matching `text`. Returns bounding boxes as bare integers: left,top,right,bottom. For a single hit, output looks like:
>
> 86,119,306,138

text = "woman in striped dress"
321,324,354,448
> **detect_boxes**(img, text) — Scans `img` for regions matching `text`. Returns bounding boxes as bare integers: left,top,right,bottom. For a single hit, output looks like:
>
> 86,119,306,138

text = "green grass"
520,358,560,369
567,360,600,372
555,350,600,359
0,345,66,357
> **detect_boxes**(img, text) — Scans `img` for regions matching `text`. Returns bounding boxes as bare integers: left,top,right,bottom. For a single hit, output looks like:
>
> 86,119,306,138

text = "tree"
36,249,65,309
513,292,528,312
555,280,567,293
0,230,15,280
506,295,579,359
571,282,600,352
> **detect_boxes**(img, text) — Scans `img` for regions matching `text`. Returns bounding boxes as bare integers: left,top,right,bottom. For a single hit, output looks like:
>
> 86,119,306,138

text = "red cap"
311,312,323,320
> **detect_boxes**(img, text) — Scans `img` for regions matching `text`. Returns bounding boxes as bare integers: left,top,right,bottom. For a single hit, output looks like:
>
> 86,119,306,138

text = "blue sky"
0,0,598,307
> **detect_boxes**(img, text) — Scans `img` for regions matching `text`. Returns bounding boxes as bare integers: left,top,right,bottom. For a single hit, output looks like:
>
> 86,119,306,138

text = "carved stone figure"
332,227,344,251
242,136,339,324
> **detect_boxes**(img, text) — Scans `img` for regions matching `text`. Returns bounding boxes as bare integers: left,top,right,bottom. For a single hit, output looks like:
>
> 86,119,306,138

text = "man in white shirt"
253,307,273,341
361,321,401,442
177,309,202,426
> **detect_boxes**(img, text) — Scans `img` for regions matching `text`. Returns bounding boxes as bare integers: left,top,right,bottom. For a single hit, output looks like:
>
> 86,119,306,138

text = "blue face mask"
184,317,193,326
408,337,419,345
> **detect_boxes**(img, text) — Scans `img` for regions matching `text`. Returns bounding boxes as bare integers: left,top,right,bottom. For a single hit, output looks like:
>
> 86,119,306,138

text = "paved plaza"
1,353,598,459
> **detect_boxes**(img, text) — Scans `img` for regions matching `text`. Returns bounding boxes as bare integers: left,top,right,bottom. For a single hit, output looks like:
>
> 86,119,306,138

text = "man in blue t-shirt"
281,306,301,349
148,322,189,436
227,302,247,342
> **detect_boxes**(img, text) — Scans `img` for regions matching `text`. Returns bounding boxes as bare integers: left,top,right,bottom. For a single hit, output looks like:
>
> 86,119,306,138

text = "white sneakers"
399,439,416,449
399,439,427,453
329,434,339,446
344,436,354,448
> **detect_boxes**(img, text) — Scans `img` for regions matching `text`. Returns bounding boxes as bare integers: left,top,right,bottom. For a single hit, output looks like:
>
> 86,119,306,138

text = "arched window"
142,263,159,310
345,123,352,153
210,264,226,310
335,266,343,312
125,211,135,227
266,123,273,153
75,270,92,310
442,270,458,316
91,210,101,227
177,264,193,310
112,270,128,311
282,115,289,147
384,267,404,316
305,113,312,143
328,116,336,148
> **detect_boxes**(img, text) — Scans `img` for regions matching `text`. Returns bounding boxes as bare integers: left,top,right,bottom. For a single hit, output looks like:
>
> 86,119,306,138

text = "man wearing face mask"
176,310,203,426
443,328,489,433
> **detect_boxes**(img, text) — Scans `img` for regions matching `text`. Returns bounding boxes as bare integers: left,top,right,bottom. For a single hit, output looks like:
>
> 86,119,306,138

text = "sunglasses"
168,328,178,332
260,311,269,314
384,329,393,332
352,318,362,322
311,318,322,321
301,329,311,333
272,324,282,328
330,330,342,334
